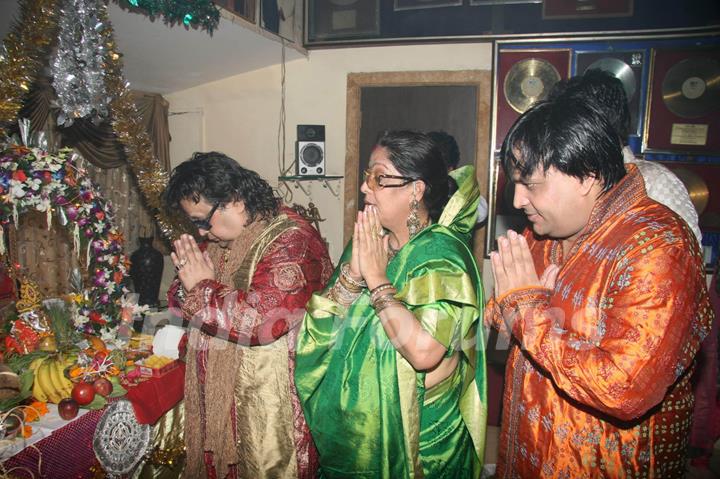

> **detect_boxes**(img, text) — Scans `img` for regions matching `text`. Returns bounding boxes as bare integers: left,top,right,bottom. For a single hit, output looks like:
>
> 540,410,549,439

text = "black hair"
500,98,625,193
548,69,631,145
162,151,279,225
427,130,461,170
375,130,457,222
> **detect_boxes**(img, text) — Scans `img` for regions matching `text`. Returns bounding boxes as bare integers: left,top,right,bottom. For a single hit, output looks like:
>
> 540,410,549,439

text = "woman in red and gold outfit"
164,152,332,478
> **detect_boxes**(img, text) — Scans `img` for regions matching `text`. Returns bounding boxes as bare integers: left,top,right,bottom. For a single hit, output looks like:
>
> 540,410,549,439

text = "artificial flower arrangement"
0,134,130,339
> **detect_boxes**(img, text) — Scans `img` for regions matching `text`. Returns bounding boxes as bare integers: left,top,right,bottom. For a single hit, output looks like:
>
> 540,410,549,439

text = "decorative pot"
129,237,163,307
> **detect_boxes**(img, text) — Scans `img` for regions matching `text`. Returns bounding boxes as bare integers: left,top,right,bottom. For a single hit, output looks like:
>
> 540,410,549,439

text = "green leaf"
108,383,127,398
18,369,33,396
82,394,107,410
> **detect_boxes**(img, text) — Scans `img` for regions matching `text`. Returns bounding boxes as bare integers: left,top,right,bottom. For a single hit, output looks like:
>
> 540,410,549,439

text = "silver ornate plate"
93,399,151,476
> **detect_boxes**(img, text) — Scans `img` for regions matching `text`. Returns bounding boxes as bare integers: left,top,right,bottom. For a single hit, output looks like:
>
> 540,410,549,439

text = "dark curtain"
20,76,170,172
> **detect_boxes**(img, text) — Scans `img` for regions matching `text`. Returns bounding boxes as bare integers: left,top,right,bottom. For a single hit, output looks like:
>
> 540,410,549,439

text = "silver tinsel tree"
50,0,111,126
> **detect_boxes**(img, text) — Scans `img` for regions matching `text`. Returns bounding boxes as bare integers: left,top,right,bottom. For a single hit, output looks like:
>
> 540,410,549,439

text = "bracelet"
326,281,361,307
372,293,402,314
369,283,395,302
340,263,366,290
338,271,363,294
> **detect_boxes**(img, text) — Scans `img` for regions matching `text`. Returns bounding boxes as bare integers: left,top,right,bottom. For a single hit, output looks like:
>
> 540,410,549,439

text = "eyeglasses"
363,169,417,191
190,202,220,230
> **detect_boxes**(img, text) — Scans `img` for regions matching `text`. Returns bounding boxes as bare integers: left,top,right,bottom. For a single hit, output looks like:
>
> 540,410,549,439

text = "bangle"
372,293,402,314
340,263,366,290
370,283,395,302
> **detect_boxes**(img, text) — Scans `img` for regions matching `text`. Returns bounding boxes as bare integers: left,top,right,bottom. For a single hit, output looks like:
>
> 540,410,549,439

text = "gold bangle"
370,283,395,302
373,295,402,314
341,263,366,290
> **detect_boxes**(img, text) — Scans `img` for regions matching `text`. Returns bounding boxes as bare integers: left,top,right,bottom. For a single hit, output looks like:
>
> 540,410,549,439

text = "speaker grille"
300,143,324,167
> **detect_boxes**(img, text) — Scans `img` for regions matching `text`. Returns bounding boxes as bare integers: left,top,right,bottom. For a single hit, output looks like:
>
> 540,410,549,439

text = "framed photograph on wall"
543,0,634,19
394,0,461,11
217,0,257,22
469,0,541,5
308,0,380,41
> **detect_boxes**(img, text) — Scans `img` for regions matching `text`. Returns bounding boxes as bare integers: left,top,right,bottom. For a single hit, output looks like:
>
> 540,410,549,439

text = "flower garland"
0,143,130,336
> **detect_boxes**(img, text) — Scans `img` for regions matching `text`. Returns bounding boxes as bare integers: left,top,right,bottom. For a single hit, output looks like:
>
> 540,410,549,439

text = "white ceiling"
0,0,306,94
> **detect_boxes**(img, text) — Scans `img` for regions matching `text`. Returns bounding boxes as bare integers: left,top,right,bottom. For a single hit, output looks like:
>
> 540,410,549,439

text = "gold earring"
407,183,421,237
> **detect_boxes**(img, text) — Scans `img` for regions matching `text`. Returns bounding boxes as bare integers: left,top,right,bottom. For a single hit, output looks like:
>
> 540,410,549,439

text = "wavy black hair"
428,130,461,171
548,68,631,145
375,130,457,222
162,151,279,225
500,98,625,193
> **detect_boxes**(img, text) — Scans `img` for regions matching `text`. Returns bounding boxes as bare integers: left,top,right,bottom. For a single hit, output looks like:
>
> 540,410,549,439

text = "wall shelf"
278,175,343,197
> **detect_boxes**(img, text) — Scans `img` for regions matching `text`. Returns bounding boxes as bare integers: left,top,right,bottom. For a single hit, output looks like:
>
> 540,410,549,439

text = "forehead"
511,166,547,182
369,146,393,168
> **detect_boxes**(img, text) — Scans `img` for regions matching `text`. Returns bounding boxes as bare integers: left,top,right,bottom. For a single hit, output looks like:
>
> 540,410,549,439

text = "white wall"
167,42,493,262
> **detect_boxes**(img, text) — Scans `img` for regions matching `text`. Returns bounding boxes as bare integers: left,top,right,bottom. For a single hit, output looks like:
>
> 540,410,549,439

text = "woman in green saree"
295,130,487,478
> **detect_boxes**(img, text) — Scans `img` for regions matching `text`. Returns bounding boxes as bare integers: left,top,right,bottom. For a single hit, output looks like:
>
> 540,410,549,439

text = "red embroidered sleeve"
178,226,330,346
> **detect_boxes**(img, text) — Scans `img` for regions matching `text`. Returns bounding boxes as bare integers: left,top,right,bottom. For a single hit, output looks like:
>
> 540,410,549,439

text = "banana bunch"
30,356,75,403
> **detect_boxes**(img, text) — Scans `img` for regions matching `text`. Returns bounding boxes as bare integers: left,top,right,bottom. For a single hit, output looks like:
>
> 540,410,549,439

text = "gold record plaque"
503,58,561,113
495,49,570,149
662,58,720,119
672,168,710,215
645,47,720,154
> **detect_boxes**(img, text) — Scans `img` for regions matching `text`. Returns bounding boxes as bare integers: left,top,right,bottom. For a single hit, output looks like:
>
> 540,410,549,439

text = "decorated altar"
0,0,217,475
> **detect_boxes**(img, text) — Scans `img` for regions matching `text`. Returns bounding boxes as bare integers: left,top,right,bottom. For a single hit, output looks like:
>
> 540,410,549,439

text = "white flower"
99,326,117,343
9,180,26,199
73,313,90,328
26,178,41,191
35,197,51,212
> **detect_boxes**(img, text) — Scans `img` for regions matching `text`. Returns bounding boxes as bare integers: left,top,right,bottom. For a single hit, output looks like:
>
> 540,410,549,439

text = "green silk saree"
295,166,487,478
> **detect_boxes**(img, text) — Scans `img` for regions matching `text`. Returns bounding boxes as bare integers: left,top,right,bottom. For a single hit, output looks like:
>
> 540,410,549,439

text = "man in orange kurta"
487,97,713,478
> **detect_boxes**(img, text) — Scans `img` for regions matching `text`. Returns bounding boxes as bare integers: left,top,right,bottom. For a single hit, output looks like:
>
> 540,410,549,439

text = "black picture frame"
394,0,462,11
307,0,380,41
469,0,540,5
219,0,257,23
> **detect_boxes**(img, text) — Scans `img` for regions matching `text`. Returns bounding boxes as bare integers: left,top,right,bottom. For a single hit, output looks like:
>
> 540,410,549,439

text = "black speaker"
296,124,325,176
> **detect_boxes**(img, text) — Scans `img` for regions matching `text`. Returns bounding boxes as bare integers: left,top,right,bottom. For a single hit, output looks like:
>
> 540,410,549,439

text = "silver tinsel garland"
50,0,111,126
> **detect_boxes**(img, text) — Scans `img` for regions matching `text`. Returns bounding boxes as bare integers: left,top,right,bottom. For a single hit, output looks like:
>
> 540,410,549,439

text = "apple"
58,398,79,420
93,377,113,397
71,381,95,406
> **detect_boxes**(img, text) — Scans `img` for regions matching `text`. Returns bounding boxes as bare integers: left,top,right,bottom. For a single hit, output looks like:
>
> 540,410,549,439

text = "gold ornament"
0,0,60,130
14,276,42,314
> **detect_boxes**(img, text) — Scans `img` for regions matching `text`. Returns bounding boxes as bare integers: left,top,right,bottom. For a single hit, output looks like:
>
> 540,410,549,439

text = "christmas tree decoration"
118,0,220,34
0,0,60,132
50,0,112,126
95,2,188,241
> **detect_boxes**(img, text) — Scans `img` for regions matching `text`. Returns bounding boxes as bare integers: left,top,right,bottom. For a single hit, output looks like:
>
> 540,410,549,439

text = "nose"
512,184,528,210
360,179,371,195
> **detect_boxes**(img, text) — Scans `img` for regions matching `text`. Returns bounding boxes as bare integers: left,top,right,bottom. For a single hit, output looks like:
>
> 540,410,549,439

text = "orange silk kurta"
487,165,714,479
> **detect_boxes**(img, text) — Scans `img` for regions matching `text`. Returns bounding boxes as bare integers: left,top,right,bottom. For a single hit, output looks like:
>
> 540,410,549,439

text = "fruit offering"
58,398,79,420
71,382,95,406
30,354,76,403
92,377,113,397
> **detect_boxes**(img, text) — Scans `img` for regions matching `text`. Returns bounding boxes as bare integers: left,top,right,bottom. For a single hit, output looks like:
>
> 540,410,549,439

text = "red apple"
93,377,113,397
71,381,95,406
58,398,79,420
